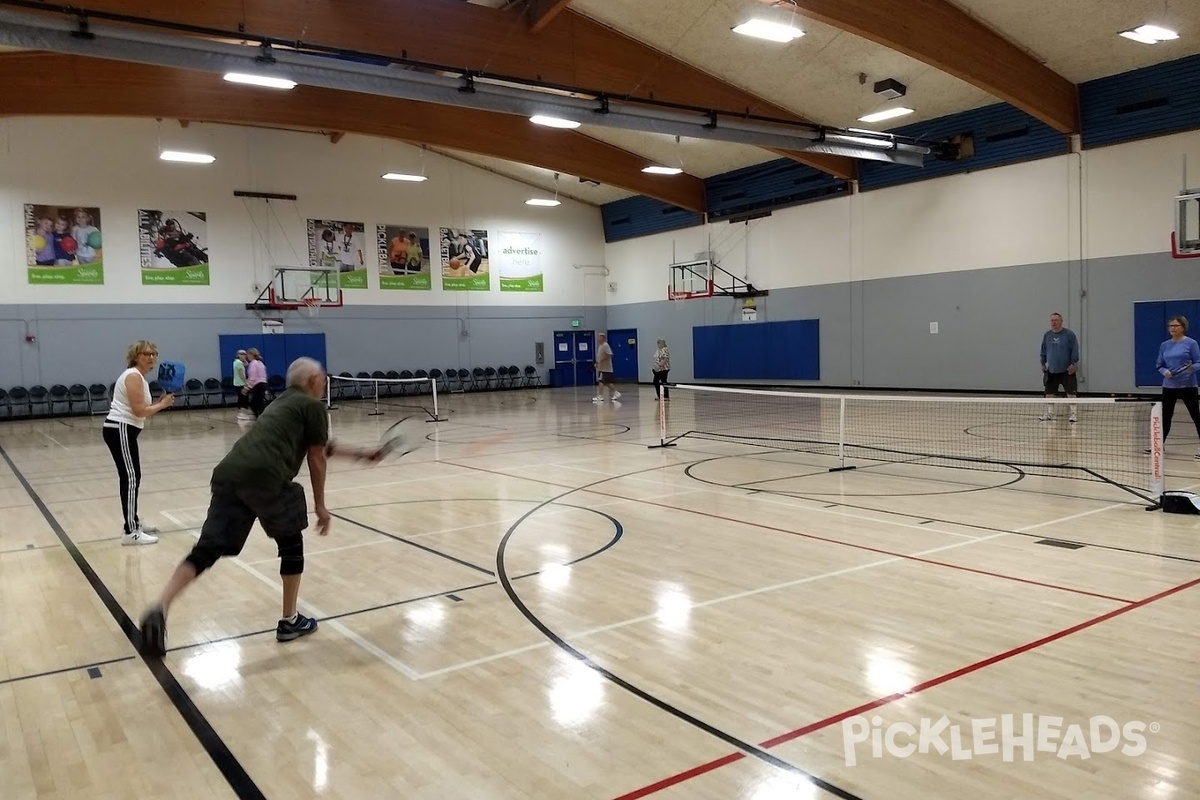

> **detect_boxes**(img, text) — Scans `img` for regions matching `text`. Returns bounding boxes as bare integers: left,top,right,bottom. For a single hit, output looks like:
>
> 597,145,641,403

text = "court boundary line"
611,573,1200,800
0,445,269,800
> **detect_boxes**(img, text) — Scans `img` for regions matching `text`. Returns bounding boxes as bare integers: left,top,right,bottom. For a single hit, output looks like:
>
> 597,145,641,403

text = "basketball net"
301,298,321,318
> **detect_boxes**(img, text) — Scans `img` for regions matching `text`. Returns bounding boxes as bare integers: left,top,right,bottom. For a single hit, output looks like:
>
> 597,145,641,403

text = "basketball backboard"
668,260,714,301
1173,191,1200,259
268,267,344,308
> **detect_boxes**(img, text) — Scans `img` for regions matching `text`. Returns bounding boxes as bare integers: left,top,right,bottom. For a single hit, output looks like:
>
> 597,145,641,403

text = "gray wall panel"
0,304,605,389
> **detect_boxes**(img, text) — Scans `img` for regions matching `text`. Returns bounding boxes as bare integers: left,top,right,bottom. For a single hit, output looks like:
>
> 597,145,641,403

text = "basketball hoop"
301,298,321,318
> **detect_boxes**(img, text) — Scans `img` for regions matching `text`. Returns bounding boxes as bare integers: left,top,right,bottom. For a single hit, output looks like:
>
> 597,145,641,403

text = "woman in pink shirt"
246,347,269,419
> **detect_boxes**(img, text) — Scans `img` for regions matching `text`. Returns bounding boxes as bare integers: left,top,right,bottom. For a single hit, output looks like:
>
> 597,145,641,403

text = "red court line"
586,491,1136,604
612,575,1200,800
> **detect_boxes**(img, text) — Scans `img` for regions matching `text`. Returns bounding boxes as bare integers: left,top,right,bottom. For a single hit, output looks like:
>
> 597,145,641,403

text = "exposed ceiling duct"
0,5,932,167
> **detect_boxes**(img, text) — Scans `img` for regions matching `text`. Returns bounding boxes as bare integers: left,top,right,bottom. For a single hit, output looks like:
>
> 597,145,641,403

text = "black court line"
0,444,268,800
0,654,136,687
682,455,1200,565
492,459,869,800
328,512,495,576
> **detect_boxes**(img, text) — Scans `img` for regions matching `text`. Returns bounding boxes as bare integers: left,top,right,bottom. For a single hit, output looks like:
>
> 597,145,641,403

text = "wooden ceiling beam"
0,54,708,212
33,0,856,179
527,0,574,34
766,0,1079,134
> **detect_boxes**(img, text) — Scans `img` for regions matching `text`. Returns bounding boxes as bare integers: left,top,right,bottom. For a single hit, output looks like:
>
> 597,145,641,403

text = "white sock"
283,613,298,624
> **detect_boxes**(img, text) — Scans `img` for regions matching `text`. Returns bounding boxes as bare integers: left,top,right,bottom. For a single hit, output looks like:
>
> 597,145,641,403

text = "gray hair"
657,339,667,347
286,357,325,388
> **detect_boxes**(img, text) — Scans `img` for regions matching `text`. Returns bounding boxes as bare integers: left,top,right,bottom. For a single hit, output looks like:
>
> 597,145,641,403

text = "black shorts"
1044,371,1077,394
598,371,613,383
196,480,309,557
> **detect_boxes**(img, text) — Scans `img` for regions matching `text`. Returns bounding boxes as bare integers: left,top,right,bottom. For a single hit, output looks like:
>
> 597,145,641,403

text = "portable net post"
647,392,677,449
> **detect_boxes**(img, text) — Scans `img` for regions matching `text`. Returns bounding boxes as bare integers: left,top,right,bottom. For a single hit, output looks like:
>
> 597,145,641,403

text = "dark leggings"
250,384,268,418
653,369,670,398
102,422,142,534
1163,387,1200,441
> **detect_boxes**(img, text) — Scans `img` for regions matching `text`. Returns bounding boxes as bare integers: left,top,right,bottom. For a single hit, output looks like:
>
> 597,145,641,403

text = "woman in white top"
103,340,175,545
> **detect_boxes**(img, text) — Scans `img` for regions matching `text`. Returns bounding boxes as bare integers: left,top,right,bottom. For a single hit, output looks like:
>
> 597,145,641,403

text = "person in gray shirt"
1039,312,1080,423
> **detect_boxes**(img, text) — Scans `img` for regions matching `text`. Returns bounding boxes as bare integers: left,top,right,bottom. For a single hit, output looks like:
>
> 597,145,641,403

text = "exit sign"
571,319,580,328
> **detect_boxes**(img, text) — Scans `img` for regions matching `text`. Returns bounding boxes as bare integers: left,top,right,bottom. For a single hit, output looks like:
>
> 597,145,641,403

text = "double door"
553,330,595,387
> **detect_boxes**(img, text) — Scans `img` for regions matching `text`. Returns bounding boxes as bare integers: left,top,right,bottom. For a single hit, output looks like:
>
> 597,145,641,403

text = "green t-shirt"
212,388,328,488
232,358,247,387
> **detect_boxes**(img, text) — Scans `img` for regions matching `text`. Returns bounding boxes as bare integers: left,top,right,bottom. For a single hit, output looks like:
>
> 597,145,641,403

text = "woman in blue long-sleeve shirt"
1155,315,1200,457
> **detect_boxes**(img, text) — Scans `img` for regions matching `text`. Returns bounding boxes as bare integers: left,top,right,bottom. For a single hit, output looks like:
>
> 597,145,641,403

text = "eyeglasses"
140,350,159,356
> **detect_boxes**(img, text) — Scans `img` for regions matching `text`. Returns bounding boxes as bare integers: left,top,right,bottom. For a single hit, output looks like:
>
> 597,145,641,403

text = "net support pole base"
647,441,678,449
828,465,858,472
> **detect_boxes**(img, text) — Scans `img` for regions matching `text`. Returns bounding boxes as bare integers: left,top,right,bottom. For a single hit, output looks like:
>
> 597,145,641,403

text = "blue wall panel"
705,159,848,220
694,319,819,380
602,195,704,243
1081,53,1200,149
1133,300,1200,387
858,103,1067,191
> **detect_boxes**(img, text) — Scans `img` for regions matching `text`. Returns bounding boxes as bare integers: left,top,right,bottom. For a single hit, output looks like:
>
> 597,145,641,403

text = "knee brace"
277,534,305,576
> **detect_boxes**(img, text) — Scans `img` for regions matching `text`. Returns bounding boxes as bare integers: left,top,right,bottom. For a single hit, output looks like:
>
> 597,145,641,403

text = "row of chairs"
330,366,543,399
2,366,546,419
0,377,285,419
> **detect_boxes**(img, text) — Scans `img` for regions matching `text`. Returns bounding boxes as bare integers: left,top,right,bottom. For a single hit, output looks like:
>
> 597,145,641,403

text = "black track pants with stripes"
102,422,143,535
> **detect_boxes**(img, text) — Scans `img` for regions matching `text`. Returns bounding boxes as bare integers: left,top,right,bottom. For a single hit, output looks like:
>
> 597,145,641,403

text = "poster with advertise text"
308,219,367,289
495,231,544,292
139,210,210,285
377,224,432,290
440,227,490,291
25,204,104,285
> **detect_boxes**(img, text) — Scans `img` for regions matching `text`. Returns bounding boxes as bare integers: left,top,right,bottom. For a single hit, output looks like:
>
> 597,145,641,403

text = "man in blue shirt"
1040,312,1080,423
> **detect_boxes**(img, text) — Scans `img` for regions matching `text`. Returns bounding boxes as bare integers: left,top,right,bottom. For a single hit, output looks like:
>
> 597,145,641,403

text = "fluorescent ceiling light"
525,198,561,207
857,107,915,124
642,165,684,175
223,72,297,90
1119,24,1179,44
732,18,804,43
159,150,216,164
530,115,581,129
381,172,428,182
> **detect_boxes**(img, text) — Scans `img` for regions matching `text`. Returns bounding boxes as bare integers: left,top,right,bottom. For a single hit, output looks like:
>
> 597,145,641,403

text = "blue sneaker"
276,613,318,642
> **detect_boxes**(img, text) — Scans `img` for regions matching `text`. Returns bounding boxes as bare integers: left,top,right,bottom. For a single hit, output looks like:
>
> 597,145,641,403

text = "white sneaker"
612,391,622,400
1038,413,1053,421
122,530,159,546
1069,414,1077,424
593,396,604,403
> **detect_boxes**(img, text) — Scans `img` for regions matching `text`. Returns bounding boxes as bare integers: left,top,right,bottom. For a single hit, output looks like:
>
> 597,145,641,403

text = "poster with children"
377,224,432,290
307,219,367,290
138,210,210,285
25,204,105,285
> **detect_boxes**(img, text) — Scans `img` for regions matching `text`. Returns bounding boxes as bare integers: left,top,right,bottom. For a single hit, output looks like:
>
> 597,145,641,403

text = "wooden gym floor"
1,385,1199,800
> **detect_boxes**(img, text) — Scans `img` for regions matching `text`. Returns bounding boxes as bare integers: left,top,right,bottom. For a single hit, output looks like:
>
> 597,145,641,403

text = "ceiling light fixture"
642,165,684,175
223,72,297,90
159,150,216,164
732,18,804,43
525,198,561,207
1119,24,1179,44
530,115,582,129
858,107,916,124
381,172,428,182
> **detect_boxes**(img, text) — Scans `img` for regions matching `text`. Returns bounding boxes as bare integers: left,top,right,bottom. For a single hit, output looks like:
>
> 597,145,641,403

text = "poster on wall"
308,219,368,289
439,227,490,291
25,204,105,285
377,224,432,290
495,231,544,292
138,210,210,285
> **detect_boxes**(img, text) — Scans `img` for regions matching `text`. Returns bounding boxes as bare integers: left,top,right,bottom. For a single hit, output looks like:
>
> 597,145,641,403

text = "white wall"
606,129,1200,304
0,117,606,307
